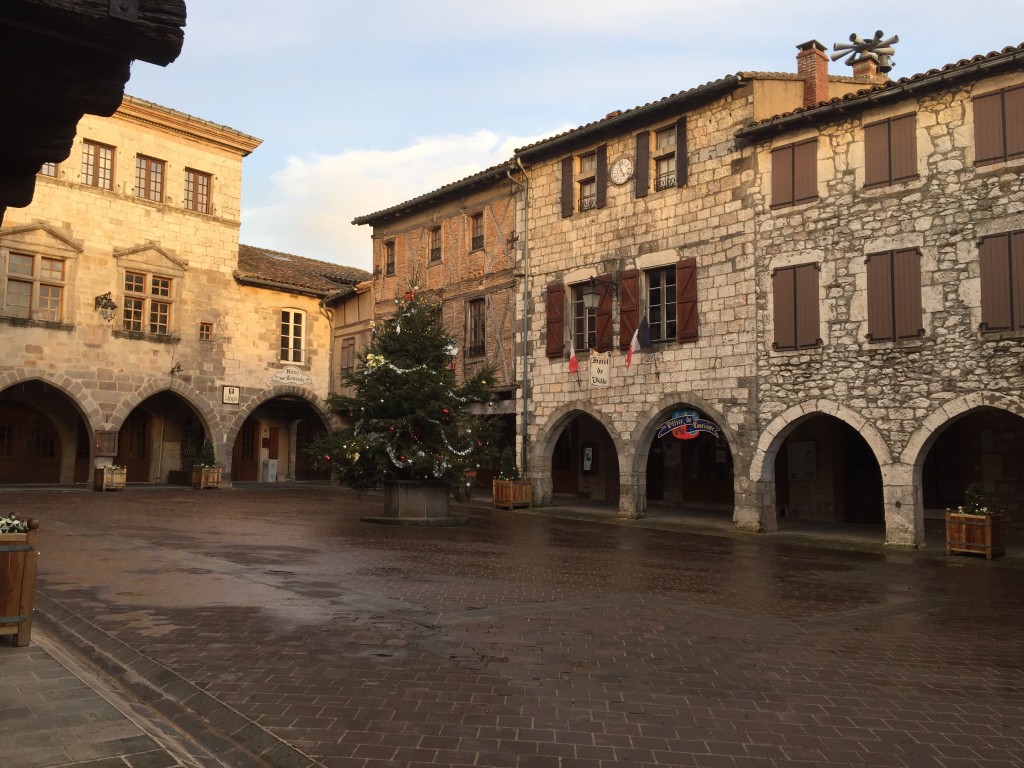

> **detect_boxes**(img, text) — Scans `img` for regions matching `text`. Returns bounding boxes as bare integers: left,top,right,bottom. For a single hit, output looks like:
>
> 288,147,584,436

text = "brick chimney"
852,57,889,84
796,40,829,107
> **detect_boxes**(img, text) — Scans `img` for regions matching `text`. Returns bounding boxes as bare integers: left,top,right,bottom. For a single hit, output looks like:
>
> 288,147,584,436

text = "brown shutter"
980,234,1011,331
974,91,1004,165
676,257,698,343
795,263,820,348
595,274,613,351
560,156,574,218
793,139,818,203
772,267,796,350
545,282,565,356
771,145,794,207
1012,232,1024,330
595,144,607,209
863,120,890,187
1006,85,1024,160
675,116,688,187
866,252,893,341
619,268,639,348
893,248,922,339
635,132,649,199
890,114,917,182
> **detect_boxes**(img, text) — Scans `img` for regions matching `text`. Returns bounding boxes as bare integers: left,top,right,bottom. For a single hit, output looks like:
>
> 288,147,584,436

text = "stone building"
353,165,522,483
1,96,368,486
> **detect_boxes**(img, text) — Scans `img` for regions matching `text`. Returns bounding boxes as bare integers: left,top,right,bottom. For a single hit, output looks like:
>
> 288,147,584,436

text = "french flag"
625,314,652,369
568,340,578,373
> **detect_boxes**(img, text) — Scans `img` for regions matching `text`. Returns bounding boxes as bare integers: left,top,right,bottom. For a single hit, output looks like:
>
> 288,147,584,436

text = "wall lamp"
94,292,118,322
579,276,617,311
170,362,182,376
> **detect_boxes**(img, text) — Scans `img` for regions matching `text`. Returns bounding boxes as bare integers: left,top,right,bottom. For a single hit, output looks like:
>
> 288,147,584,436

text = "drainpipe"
506,157,530,473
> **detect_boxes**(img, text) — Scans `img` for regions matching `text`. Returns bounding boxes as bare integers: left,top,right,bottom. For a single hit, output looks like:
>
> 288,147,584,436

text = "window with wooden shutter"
595,144,607,209
979,231,1024,332
864,114,917,188
619,269,639,347
676,257,698,343
546,282,565,357
866,249,923,342
771,139,818,208
595,274,613,351
647,266,676,342
675,116,688,187
561,156,574,218
974,86,1024,166
772,264,820,350
635,132,649,199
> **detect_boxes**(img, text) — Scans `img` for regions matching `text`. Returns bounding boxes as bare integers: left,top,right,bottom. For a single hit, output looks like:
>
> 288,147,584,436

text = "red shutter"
546,282,565,357
561,156,574,218
595,274,613,351
619,268,639,348
863,120,890,187
771,145,793,207
893,248,922,339
793,139,818,204
772,268,796,350
1006,85,1024,160
595,144,607,209
635,132,649,199
980,234,1011,331
974,91,1004,165
676,258,698,343
890,114,917,182
866,252,893,341
1012,232,1024,330
675,116,688,187
795,263,820,348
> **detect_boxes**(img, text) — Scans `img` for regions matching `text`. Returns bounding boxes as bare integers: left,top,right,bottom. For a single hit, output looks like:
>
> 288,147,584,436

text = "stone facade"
1,97,369,487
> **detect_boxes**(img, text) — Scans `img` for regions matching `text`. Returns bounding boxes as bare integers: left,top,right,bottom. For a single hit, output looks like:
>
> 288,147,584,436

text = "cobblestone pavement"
2,486,1023,768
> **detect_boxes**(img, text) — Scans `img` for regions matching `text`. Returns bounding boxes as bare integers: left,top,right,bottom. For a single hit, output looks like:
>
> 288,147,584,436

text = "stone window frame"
122,270,175,335
199,321,213,341
184,168,212,214
652,125,678,192
0,226,80,328
771,262,821,351
863,113,918,189
561,145,607,217
280,308,306,365
645,265,677,342
864,248,924,343
134,154,165,203
81,139,115,190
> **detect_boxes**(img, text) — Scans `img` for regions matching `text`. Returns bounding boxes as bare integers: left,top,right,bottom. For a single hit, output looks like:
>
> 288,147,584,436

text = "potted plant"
493,446,531,509
191,440,222,490
93,463,126,491
945,482,1006,559
1,514,39,646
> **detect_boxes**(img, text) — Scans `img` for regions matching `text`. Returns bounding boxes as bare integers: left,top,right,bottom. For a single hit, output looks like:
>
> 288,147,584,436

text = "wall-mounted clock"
609,157,634,185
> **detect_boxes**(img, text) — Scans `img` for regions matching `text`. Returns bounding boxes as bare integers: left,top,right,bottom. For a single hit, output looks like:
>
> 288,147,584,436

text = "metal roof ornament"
831,30,899,73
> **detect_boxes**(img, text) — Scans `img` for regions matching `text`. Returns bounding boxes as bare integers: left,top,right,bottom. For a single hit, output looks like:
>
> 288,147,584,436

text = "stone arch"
628,392,742,476
529,402,627,474
109,378,221,440
223,385,335,451
0,367,101,429
750,399,894,483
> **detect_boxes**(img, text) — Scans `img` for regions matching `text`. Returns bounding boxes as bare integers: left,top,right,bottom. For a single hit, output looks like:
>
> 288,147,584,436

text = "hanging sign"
589,351,610,388
657,409,721,441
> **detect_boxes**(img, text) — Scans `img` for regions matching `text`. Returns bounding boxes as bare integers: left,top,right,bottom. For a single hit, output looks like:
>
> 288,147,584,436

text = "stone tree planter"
93,465,126,491
362,483,468,526
1,518,40,647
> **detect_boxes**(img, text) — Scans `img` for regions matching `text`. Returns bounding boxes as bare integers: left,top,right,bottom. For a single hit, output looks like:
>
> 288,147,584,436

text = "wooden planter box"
493,478,532,509
1,521,39,647
946,511,1006,559
191,466,222,490
93,466,127,491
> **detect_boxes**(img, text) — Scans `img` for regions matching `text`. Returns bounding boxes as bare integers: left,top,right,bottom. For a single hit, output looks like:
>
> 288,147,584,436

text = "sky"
122,1,1024,271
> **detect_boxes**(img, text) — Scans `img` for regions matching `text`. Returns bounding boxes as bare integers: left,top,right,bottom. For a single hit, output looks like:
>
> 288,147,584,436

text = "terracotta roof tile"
236,244,370,297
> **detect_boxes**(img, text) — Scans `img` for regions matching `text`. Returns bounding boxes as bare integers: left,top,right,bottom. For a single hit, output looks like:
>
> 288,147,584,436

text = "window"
646,267,677,341
199,322,213,341
772,264,820,350
135,155,164,202
384,241,395,276
979,231,1024,332
122,271,173,334
974,85,1024,166
184,168,211,213
578,152,597,211
572,285,597,351
470,214,484,251
340,337,356,376
865,249,922,341
771,139,817,208
82,140,114,189
561,146,607,217
654,126,677,191
280,309,305,363
39,162,57,177
3,251,66,322
864,114,917,188
468,298,486,357
429,227,442,261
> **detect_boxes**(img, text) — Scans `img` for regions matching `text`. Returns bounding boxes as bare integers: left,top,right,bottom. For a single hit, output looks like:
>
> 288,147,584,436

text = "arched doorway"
0,379,90,485
231,395,330,483
116,391,209,484
550,412,619,503
775,414,883,526
645,406,734,513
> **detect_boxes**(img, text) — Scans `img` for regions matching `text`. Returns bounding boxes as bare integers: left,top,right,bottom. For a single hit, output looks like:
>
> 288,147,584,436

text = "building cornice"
117,95,263,156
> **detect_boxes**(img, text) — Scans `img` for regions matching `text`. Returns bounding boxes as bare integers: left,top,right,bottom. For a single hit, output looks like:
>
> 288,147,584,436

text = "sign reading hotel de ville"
590,351,610,388
268,366,314,387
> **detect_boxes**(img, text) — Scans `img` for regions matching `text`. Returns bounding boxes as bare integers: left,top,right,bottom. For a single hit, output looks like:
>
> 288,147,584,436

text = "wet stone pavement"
2,486,1023,768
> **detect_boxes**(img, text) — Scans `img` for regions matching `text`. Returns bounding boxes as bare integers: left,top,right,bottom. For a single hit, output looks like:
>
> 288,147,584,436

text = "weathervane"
831,30,899,73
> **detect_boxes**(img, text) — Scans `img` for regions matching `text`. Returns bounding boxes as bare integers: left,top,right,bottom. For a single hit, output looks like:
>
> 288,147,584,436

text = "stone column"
882,463,924,548
618,470,646,520
733,476,778,532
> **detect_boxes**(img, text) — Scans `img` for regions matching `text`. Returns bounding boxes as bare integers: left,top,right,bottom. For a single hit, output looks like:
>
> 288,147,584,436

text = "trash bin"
261,459,278,482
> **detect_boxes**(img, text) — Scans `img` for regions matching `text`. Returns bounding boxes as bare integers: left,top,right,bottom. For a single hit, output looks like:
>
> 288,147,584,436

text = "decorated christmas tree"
310,287,495,493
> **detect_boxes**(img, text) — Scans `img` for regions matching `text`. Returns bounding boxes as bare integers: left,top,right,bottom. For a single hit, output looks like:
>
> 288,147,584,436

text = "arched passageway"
231,395,330,482
550,412,619,504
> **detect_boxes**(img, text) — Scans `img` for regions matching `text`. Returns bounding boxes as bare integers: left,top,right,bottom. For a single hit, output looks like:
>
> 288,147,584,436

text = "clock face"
610,157,634,185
